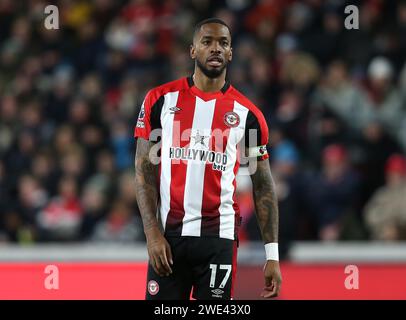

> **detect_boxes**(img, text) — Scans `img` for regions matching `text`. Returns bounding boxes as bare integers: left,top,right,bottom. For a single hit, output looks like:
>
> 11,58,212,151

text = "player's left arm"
249,158,282,298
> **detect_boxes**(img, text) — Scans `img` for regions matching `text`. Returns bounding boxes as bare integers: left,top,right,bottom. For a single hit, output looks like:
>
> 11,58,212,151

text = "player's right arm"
134,89,173,277
135,138,173,277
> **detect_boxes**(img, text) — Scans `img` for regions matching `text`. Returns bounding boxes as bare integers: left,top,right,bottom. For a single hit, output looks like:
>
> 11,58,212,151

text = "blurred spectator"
312,60,370,134
44,65,74,124
306,144,360,241
273,89,308,150
0,160,7,210
245,129,304,257
0,95,19,154
116,75,142,118
79,182,108,240
31,150,59,193
111,119,133,170
357,120,402,206
307,101,347,165
269,134,303,255
1,208,22,243
16,174,48,241
90,199,144,243
245,0,283,37
364,154,406,241
85,149,117,199
37,176,83,241
117,170,139,213
4,129,37,177
59,145,88,186
234,173,255,244
280,52,320,94
301,4,345,67
398,1,406,59
363,57,406,149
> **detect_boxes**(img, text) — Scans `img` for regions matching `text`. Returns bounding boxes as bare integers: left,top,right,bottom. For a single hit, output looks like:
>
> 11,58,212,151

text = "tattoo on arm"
135,138,160,232
250,159,279,243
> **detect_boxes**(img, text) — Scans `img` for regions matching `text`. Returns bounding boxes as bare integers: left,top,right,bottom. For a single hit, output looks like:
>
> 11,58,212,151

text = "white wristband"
265,243,279,261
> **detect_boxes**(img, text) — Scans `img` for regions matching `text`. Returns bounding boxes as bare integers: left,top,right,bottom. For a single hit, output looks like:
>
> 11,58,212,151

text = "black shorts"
145,236,238,300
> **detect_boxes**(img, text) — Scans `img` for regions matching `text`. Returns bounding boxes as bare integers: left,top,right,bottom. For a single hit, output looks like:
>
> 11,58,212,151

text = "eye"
202,40,210,45
222,41,229,47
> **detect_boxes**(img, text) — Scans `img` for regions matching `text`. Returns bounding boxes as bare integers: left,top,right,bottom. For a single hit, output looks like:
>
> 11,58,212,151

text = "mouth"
207,56,224,67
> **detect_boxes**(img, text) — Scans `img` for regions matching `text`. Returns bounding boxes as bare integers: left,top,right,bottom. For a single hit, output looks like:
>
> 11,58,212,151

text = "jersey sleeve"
244,109,269,161
134,89,164,142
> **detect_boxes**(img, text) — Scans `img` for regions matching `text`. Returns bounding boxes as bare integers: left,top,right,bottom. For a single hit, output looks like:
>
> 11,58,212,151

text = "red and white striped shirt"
134,76,269,240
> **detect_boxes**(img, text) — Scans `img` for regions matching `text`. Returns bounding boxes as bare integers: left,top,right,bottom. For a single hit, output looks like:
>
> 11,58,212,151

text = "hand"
261,260,282,299
145,227,173,277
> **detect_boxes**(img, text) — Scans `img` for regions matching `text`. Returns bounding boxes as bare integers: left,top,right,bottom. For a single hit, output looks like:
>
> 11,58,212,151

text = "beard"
196,57,228,79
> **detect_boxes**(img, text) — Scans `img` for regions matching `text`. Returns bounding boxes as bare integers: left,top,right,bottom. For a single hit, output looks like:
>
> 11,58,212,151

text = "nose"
210,41,222,54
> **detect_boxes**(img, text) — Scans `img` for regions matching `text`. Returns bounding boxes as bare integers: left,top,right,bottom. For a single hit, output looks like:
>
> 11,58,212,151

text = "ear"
190,44,196,60
229,47,233,62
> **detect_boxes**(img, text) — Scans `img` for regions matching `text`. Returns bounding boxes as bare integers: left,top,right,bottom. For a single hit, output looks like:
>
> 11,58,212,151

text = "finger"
159,253,172,275
261,280,281,298
154,254,165,276
261,286,277,298
264,276,272,287
150,257,160,276
274,279,281,296
166,245,173,266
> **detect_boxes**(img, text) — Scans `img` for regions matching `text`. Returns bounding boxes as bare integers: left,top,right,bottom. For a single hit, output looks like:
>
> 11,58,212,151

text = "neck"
193,67,226,92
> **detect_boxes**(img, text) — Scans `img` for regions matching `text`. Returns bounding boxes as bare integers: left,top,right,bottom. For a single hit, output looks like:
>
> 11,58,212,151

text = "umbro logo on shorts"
211,288,224,298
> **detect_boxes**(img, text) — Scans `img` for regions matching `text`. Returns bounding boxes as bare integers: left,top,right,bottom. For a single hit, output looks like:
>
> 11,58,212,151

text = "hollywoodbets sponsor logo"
169,147,227,171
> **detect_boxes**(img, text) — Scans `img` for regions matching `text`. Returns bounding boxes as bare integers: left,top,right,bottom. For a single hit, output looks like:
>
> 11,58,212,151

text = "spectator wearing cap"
306,144,360,241
364,154,406,241
363,57,405,150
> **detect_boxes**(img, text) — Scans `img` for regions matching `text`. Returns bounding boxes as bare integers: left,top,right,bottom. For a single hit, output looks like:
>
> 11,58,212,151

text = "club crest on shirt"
148,280,159,295
224,111,240,128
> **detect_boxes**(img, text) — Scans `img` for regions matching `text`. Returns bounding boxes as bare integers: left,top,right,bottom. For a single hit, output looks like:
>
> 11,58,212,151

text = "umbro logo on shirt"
169,106,181,114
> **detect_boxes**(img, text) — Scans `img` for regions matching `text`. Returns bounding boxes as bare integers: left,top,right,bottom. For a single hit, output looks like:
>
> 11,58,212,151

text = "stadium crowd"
0,0,406,257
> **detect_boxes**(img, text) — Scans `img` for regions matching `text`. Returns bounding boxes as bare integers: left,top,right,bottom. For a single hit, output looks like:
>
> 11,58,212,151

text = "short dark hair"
193,18,231,40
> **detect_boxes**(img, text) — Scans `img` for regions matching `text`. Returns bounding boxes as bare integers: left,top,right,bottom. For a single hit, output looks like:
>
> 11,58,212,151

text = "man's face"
191,23,232,79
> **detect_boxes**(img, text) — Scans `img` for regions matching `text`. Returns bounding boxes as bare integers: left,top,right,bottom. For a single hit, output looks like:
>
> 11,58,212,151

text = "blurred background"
0,0,406,299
